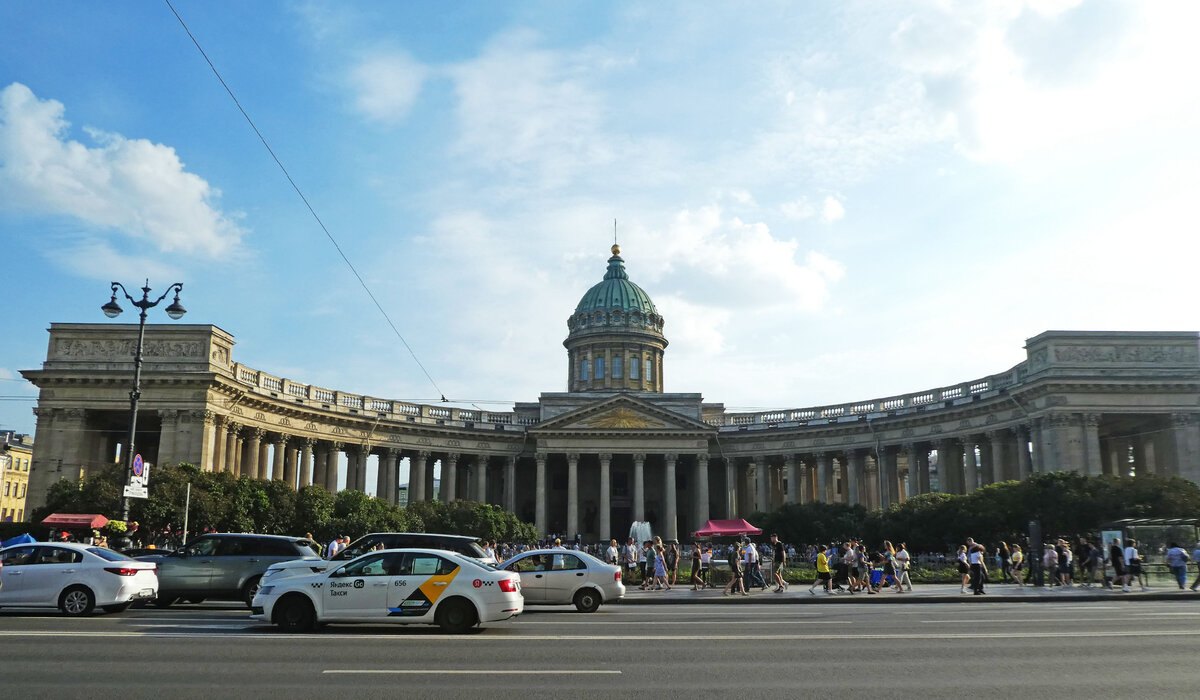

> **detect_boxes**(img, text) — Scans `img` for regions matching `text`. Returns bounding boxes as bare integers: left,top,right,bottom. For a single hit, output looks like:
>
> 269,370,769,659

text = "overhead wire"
161,0,448,403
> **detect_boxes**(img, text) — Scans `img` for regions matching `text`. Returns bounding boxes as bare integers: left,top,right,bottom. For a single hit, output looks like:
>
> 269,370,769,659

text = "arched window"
612,356,623,379
595,357,605,380
581,359,589,382
645,358,653,383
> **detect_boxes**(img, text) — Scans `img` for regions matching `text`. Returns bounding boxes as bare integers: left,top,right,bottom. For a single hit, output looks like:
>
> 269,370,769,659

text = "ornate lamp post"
102,281,186,520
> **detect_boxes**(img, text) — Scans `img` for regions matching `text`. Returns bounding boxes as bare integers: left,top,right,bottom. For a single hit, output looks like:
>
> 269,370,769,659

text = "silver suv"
138,533,319,608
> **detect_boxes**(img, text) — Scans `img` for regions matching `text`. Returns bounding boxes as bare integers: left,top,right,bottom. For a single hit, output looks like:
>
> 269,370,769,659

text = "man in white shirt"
1124,539,1147,591
743,539,766,591
895,543,913,591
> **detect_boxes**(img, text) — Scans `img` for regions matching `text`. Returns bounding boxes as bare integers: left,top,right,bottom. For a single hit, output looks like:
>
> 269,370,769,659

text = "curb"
613,588,1195,605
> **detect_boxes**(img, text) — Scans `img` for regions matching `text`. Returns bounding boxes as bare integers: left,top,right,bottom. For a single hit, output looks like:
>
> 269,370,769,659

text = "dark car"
137,533,318,608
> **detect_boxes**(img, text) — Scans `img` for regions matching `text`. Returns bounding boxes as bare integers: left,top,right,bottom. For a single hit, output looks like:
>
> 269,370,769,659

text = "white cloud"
821,195,845,223
445,30,615,180
348,50,428,123
0,82,242,257
780,197,816,220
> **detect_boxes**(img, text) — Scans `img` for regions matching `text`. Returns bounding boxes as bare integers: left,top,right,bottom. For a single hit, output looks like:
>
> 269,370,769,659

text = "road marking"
517,619,851,625
918,618,1116,624
1132,612,1200,616
3,629,1197,641
323,669,622,675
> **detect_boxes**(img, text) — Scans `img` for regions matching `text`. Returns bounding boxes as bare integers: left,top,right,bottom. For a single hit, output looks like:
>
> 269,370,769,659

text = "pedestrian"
667,542,680,586
744,539,767,591
652,544,670,590
690,542,704,590
1191,542,1200,591
701,543,713,588
641,541,654,589
606,539,620,567
956,545,970,593
997,542,1011,583
1043,544,1059,586
724,543,748,596
809,544,832,595
770,534,788,593
1109,537,1129,592
895,542,913,592
1010,544,1025,586
1125,539,1147,591
882,541,903,593
623,538,639,585
842,543,859,593
969,543,988,595
1165,542,1190,590
1081,539,1101,587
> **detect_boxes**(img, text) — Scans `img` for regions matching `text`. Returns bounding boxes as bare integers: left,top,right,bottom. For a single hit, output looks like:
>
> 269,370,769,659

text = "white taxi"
251,548,522,633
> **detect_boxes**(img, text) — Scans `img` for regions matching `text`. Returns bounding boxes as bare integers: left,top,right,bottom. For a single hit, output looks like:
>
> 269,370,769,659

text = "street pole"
102,280,186,522
182,482,191,545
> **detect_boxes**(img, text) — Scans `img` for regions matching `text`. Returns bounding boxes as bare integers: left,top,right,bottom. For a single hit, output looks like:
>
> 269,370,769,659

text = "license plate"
137,588,155,598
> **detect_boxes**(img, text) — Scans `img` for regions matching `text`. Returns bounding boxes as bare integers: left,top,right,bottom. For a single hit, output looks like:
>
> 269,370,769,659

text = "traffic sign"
132,454,144,477
123,484,148,499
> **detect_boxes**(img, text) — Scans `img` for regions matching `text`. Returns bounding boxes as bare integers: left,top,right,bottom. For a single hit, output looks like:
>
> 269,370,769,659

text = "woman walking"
997,542,1011,583
725,543,748,596
690,542,704,590
667,542,680,586
882,541,904,593
1010,544,1025,585
652,544,670,590
700,544,713,588
956,545,970,593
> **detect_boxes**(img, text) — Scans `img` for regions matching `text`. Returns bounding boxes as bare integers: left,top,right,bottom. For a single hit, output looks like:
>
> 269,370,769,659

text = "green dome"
573,247,658,316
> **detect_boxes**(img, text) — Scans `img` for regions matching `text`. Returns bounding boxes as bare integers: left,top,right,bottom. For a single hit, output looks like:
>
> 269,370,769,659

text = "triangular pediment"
530,394,715,435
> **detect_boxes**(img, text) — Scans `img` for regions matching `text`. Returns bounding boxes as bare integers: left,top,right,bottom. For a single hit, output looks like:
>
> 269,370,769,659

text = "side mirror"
331,567,346,577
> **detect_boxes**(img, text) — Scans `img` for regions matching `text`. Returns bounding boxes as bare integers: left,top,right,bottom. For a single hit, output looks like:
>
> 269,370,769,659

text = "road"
2,599,1198,698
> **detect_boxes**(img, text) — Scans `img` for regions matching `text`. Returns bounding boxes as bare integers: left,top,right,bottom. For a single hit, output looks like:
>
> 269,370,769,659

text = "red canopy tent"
693,519,762,538
40,513,110,529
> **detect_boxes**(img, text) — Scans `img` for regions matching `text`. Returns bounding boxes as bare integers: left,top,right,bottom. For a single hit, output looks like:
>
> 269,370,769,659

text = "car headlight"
262,569,282,580
257,585,274,596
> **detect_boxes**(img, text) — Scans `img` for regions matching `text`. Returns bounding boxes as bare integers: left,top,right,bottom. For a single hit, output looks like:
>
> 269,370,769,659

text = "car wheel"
436,598,477,634
242,576,262,609
151,596,177,608
102,602,132,614
274,595,316,632
573,588,602,613
59,586,95,617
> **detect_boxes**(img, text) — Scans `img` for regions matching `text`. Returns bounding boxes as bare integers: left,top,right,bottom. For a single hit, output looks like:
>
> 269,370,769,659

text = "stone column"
977,437,994,487
283,438,297,487
599,453,611,542
535,453,547,537
843,450,861,505
378,449,398,504
409,450,427,503
754,456,769,513
695,453,710,529
424,458,436,502
961,437,977,493
313,442,328,490
878,447,896,508
157,410,179,468
724,458,737,517
1082,413,1102,476
443,453,459,503
936,439,955,494
1171,413,1200,484
503,455,516,512
864,458,879,509
798,461,810,504
816,453,832,503
344,448,359,491
211,417,227,473
914,446,931,494
664,453,678,542
1017,424,1033,479
566,453,579,539
325,442,342,492
257,439,270,481
300,438,315,488
904,444,921,500
633,453,646,522
473,455,488,503
272,435,286,482
784,455,798,505
224,423,240,475
245,428,264,480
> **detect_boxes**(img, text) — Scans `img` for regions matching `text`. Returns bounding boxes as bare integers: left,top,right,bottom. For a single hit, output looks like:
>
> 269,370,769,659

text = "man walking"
895,542,913,592
743,539,767,591
809,544,832,595
770,534,788,593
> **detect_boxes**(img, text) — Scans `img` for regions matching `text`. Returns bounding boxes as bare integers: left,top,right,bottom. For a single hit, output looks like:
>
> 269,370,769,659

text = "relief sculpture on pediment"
584,408,664,429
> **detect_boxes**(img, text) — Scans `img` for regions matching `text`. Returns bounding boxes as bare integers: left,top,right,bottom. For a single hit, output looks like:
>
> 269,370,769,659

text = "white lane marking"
1132,612,1200,616
2,629,1197,641
589,610,826,616
517,620,851,625
324,670,621,675
919,618,1118,624
129,624,253,630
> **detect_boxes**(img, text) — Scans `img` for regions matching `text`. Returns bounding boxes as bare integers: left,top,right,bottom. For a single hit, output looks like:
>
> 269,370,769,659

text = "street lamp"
102,280,186,520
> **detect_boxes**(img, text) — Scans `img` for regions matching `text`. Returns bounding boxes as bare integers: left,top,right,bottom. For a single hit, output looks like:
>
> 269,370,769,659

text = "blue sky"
2,0,1198,437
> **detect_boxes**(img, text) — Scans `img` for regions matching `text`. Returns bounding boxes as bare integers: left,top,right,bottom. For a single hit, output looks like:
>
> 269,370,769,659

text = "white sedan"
0,542,158,616
499,549,624,612
251,548,522,633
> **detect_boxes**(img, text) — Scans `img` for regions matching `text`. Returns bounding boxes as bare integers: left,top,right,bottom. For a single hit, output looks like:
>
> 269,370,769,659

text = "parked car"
137,533,318,608
252,548,522,633
260,533,492,585
499,548,624,612
0,542,158,616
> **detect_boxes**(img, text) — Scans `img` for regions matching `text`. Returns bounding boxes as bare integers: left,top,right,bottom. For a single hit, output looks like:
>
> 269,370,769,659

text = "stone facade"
1,431,32,522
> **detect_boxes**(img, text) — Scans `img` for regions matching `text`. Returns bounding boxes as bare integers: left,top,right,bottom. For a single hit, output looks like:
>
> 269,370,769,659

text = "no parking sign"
124,453,150,499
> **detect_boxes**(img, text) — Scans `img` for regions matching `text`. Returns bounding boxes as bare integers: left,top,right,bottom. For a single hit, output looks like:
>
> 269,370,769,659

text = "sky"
2,0,1199,439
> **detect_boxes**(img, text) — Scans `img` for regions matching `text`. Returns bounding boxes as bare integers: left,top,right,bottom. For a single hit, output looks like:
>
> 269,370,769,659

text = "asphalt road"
2,599,1198,699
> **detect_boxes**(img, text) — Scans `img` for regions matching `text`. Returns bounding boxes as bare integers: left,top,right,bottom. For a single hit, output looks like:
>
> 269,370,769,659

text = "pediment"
530,395,714,435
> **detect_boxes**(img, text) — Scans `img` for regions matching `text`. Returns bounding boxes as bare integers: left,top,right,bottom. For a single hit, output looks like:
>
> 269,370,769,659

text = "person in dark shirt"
770,534,787,593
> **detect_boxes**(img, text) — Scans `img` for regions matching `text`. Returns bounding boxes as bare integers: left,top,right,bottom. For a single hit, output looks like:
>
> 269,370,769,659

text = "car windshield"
87,547,132,561
448,552,493,571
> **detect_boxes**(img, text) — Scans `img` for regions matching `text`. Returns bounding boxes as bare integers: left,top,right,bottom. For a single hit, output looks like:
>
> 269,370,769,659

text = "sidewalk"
617,581,1198,604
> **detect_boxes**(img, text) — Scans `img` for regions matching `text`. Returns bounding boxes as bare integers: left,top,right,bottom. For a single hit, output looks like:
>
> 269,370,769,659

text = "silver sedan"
499,549,624,612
